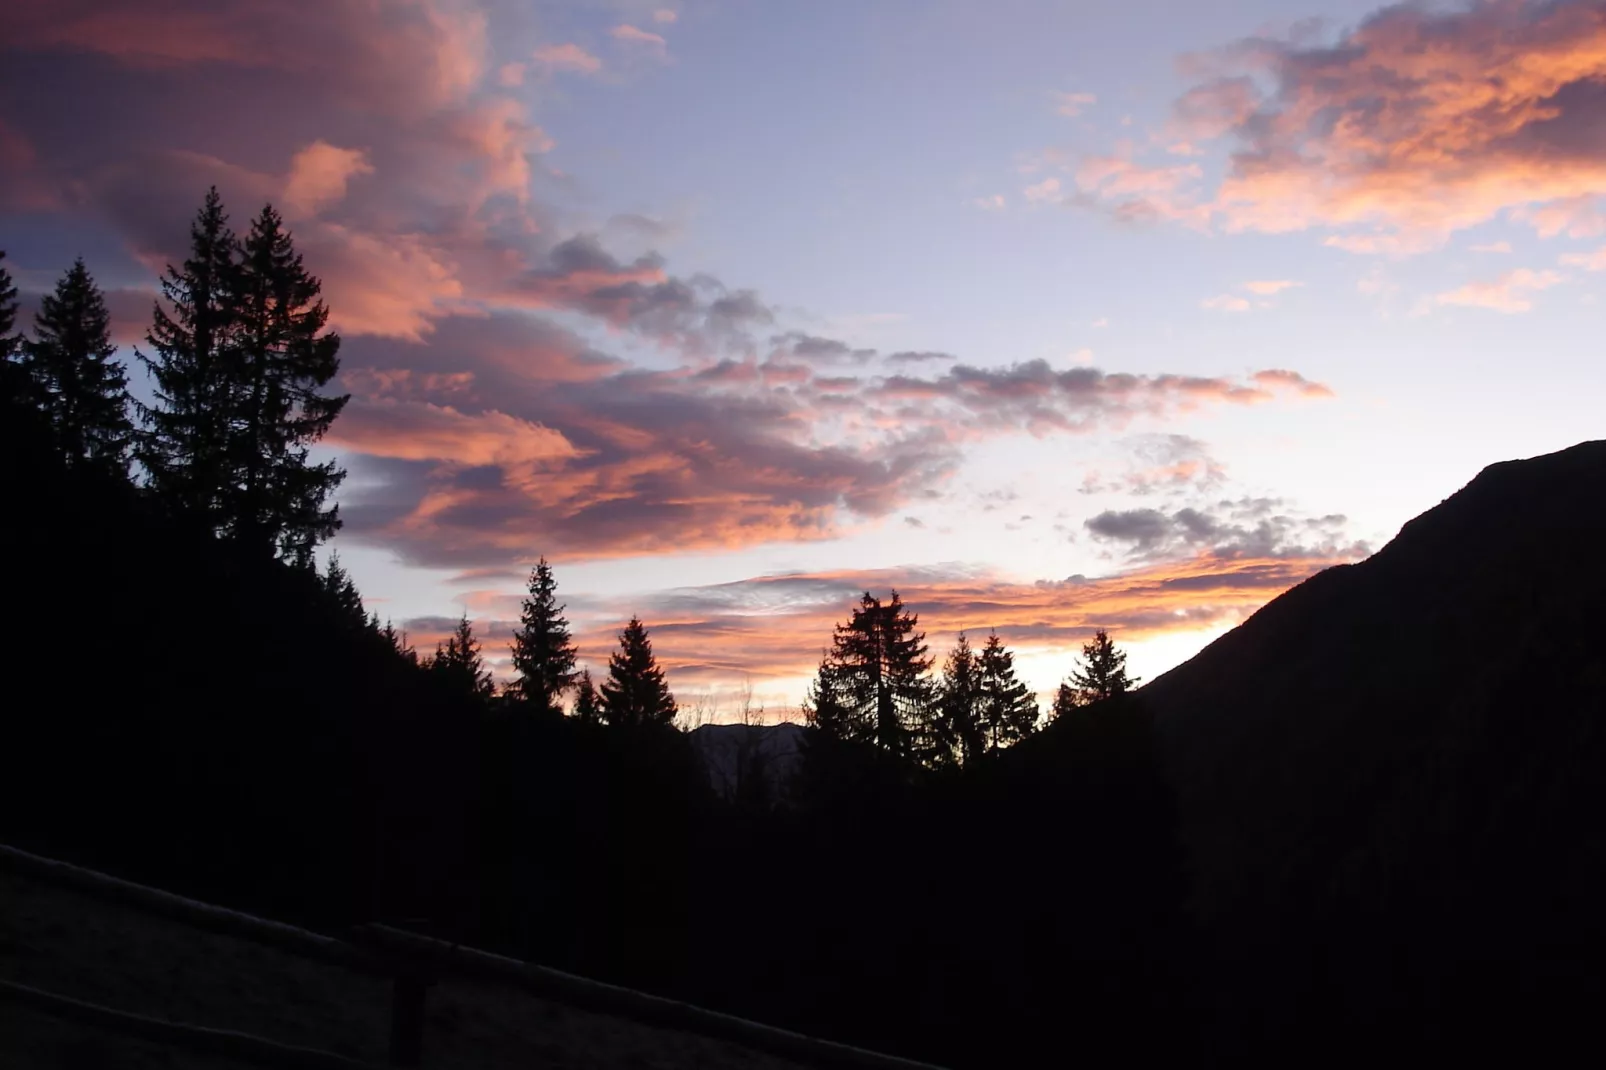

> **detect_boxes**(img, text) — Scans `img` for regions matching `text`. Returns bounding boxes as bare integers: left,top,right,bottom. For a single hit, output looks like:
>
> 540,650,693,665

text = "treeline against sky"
0,195,1192,1066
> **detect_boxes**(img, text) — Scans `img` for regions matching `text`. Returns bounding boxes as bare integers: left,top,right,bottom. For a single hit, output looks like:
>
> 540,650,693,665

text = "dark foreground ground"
0,866,817,1070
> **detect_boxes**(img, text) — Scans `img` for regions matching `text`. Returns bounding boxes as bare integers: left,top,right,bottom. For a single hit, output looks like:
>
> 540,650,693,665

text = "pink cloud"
610,24,668,53
652,9,679,24
282,141,373,219
1023,178,1062,204
1243,279,1300,296
1064,1,1606,252
1200,294,1250,313
532,42,602,75
1251,369,1332,398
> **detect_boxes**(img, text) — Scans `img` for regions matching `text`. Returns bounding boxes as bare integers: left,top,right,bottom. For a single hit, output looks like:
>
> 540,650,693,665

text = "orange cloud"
1200,294,1250,312
328,399,583,468
1243,279,1300,296
1434,268,1565,313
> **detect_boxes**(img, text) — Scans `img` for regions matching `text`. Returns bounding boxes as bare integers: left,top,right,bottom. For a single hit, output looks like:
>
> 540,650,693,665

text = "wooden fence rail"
0,977,376,1070
0,843,947,1070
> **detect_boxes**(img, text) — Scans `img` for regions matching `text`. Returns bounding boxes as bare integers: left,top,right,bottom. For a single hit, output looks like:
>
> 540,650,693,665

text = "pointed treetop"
22,257,133,474
429,613,495,700
508,556,579,713
572,668,602,725
1057,629,1138,715
599,615,677,728
976,631,1039,751
805,590,935,762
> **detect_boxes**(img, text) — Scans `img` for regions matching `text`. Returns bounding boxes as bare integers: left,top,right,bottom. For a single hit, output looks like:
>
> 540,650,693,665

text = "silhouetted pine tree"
977,632,1039,752
230,204,348,563
599,617,677,727
508,557,578,713
320,552,368,633
428,614,494,699
935,633,984,768
138,188,240,532
0,251,29,410
381,620,419,667
138,192,347,562
1054,629,1138,715
0,250,18,365
20,259,134,475
572,668,602,725
804,591,935,763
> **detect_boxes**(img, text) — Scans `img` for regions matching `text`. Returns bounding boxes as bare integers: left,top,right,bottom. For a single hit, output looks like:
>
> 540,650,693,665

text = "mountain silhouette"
1142,438,1606,1062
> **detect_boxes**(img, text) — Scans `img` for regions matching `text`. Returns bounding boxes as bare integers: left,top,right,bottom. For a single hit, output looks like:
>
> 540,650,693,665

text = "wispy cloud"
1200,294,1250,313
1023,177,1062,204
1560,246,1606,272
1243,279,1300,296
610,23,668,57
1053,91,1096,117
1433,268,1565,314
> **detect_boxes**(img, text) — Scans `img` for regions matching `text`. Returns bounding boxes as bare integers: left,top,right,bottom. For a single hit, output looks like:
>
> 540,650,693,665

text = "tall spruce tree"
508,557,579,712
572,668,602,725
138,188,240,533
935,633,984,767
1054,629,1138,715
976,632,1039,752
21,259,134,474
428,614,495,699
230,204,348,563
139,191,348,562
804,591,935,763
599,616,677,727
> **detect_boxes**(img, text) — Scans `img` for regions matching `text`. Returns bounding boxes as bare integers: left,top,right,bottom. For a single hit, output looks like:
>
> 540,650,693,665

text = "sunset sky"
6,0,1604,715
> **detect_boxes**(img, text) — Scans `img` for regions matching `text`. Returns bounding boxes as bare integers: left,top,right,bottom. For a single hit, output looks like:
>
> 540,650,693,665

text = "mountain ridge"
1138,437,1606,1059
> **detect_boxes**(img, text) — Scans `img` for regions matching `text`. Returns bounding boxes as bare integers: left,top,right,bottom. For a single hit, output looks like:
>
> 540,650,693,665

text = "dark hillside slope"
1143,439,1606,1059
